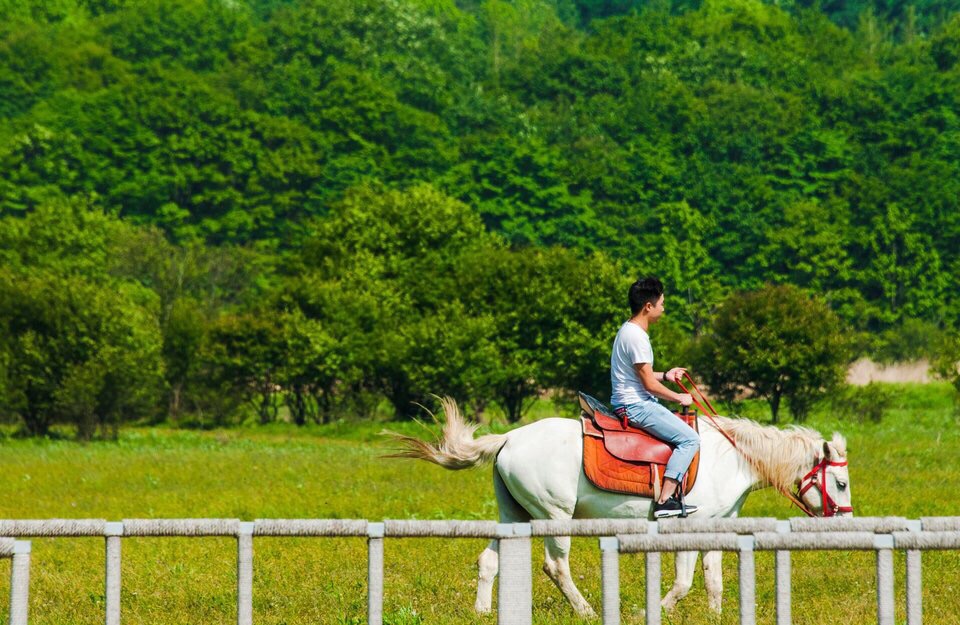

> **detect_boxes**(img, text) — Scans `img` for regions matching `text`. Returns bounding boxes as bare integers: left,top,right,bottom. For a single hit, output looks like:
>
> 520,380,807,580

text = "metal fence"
2,516,959,625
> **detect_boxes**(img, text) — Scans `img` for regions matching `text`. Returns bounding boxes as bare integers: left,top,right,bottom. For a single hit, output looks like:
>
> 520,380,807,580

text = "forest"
2,0,960,434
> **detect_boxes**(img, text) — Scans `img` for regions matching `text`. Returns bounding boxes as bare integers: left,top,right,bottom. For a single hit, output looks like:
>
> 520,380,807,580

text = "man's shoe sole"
653,508,699,519
654,510,683,518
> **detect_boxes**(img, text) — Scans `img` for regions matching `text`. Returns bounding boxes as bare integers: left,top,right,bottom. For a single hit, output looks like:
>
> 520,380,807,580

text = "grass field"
1,383,960,624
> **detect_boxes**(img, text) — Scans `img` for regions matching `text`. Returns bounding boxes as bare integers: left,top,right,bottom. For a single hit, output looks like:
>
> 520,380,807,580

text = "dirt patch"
846,358,932,385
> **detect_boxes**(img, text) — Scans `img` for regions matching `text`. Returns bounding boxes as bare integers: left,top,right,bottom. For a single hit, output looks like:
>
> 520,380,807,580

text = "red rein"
674,372,853,518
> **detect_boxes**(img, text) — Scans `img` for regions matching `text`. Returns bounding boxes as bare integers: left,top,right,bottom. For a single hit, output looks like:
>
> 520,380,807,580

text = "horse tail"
383,397,508,469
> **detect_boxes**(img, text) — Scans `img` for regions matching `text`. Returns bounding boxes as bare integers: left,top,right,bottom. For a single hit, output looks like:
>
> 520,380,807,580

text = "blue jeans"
613,400,700,482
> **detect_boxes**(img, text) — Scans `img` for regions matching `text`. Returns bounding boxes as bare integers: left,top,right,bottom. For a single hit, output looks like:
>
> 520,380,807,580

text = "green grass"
1,384,960,624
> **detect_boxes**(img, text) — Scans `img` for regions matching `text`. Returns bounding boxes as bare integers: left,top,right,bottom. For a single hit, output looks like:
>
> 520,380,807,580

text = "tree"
443,131,598,248
293,183,500,418
0,268,164,438
199,312,286,425
641,200,726,335
932,331,960,413
103,0,254,72
105,225,274,420
855,203,947,330
0,199,168,436
692,284,852,423
455,245,623,421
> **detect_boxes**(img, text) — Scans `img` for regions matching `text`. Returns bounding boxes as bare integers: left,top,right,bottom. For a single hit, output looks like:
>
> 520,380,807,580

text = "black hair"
629,277,664,315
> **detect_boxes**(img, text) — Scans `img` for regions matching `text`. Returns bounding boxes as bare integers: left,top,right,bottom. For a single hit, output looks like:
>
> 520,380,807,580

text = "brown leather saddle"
578,392,699,499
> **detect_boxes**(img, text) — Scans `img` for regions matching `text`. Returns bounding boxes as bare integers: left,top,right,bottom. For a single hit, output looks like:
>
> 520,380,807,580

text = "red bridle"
794,457,854,517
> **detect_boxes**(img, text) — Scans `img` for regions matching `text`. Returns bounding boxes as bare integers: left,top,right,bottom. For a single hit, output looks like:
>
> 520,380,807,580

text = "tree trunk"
258,379,275,425
501,381,532,423
23,408,50,437
169,384,182,420
287,386,307,426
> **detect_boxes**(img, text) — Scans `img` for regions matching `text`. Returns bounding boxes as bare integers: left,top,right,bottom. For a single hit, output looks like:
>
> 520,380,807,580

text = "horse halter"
793,456,854,517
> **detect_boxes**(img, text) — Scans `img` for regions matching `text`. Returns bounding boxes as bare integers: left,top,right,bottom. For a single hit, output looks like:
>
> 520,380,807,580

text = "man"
610,277,700,518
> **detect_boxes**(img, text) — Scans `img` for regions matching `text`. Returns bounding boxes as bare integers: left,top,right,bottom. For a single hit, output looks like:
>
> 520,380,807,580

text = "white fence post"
645,523,661,625
497,523,532,625
9,540,31,625
599,537,620,625
875,534,895,625
237,522,254,625
367,522,385,625
105,522,123,625
905,520,922,625
774,520,791,625
737,535,756,625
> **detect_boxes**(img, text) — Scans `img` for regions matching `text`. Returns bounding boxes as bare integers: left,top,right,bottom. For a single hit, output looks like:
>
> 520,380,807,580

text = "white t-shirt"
610,321,656,405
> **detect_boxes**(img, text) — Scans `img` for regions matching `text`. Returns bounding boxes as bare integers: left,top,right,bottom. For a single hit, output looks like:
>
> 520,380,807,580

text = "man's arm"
635,363,692,406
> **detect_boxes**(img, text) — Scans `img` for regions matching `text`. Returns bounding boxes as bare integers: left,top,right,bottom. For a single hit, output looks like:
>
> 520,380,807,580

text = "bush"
830,382,895,423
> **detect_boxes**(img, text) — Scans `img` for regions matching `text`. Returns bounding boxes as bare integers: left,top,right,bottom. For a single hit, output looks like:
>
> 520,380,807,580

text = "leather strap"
675,372,738,449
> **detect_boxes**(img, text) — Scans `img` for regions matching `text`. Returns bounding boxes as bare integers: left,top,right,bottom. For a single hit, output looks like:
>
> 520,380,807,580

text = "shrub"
830,382,895,423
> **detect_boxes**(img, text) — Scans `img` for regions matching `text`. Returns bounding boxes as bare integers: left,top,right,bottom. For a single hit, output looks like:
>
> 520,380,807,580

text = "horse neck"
713,417,822,495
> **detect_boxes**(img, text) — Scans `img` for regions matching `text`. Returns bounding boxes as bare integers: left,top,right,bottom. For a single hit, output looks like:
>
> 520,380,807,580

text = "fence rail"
2,516,959,625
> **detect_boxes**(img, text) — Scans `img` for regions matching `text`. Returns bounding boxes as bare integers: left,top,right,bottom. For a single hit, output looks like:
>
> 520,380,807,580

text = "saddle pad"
578,393,700,498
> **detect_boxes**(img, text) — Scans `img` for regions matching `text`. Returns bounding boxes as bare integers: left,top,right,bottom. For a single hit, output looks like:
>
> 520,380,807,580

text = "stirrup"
677,480,688,518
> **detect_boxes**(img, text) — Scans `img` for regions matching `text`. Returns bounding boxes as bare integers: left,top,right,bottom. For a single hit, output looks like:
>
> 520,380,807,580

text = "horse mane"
709,416,845,493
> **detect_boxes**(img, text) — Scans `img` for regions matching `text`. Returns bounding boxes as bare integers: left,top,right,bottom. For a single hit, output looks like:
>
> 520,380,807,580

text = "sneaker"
652,496,698,519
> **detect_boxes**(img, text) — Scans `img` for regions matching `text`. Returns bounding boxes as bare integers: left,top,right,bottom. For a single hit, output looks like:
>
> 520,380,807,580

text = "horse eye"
837,481,847,490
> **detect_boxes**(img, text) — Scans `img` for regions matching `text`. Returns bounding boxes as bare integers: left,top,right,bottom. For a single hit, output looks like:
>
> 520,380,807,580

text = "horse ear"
822,441,832,460
830,433,847,456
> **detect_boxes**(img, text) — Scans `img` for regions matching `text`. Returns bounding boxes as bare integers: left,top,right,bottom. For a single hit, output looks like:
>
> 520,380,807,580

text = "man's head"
629,277,665,319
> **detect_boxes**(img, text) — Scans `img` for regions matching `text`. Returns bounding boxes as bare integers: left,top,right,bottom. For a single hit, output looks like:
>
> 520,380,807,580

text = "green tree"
692,284,852,423
456,245,623,421
0,269,164,438
932,331,960,413
272,307,358,426
200,312,288,425
293,184,498,417
641,200,726,335
855,203,947,329
102,222,274,421
103,0,253,72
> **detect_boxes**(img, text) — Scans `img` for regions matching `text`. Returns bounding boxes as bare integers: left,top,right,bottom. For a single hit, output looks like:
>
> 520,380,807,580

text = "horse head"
795,433,854,517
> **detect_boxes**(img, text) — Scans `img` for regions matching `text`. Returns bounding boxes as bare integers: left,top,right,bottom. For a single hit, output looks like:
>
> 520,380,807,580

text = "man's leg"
624,401,700,504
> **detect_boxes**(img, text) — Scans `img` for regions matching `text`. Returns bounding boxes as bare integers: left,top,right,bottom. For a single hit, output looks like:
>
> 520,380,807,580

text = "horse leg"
475,540,498,613
661,551,698,611
703,550,723,614
542,536,597,617
476,464,532,614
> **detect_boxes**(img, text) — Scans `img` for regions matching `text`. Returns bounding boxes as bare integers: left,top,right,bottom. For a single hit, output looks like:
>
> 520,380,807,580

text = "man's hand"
637,363,694,405
664,367,687,383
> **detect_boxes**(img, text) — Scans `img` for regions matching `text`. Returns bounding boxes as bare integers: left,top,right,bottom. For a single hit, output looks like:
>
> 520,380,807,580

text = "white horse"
390,397,854,617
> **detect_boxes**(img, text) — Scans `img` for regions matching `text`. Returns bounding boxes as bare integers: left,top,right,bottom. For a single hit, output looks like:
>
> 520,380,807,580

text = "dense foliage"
1,0,958,433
